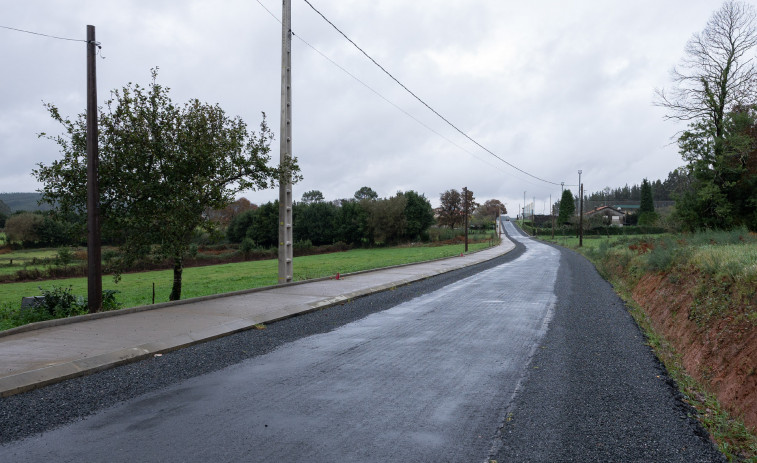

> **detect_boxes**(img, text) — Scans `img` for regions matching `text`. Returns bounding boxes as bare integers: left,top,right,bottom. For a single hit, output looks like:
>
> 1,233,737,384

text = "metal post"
86,25,102,313
278,0,293,284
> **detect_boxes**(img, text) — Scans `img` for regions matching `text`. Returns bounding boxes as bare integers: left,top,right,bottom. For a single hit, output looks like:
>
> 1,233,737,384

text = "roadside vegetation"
0,238,497,331
543,230,757,460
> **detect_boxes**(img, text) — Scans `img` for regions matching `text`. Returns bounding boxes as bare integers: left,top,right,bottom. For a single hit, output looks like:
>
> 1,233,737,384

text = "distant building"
584,205,626,226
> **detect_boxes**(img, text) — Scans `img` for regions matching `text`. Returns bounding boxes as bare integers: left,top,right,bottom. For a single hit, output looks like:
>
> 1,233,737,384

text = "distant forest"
586,169,688,203
0,192,51,213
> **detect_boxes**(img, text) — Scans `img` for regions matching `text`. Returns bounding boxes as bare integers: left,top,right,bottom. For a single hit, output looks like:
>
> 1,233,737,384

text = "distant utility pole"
278,0,293,284
578,170,584,248
463,186,469,252
86,25,102,313
550,194,554,239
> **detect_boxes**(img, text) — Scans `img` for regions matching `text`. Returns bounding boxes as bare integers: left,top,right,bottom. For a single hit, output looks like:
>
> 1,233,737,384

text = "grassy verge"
540,231,757,460
0,241,494,330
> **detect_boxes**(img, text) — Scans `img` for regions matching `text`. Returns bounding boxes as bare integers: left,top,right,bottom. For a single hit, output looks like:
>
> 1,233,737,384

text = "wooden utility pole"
550,194,554,239
463,186,469,252
86,25,102,312
278,0,293,284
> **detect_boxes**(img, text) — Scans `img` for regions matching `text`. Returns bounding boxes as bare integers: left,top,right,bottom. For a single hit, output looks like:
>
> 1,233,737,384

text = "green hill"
0,193,52,213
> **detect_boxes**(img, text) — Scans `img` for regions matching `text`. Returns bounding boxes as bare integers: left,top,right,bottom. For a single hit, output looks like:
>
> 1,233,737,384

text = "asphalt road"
0,222,724,462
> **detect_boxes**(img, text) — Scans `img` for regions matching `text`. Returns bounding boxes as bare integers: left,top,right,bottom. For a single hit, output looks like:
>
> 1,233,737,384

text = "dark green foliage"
399,191,434,241
354,186,378,201
640,179,655,214
230,192,433,248
34,70,297,300
334,200,368,246
300,190,325,204
558,189,575,224
293,201,337,246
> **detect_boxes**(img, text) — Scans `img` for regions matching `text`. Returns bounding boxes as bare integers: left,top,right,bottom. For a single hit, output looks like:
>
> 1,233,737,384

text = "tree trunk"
169,257,183,301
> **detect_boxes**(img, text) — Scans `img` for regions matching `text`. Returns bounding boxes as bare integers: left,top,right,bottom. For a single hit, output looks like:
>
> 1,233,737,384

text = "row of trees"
226,188,435,247
585,170,690,203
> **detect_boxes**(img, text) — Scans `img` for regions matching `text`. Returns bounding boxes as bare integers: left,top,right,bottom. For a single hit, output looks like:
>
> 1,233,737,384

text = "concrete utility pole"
278,0,293,284
86,25,102,313
578,170,584,248
463,186,469,252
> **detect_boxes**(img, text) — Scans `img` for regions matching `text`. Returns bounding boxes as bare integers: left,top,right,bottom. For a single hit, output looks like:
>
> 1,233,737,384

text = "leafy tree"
300,190,325,204
362,195,407,245
0,199,10,217
206,197,257,226
558,189,575,224
657,1,757,230
34,70,298,301
438,189,462,228
334,199,368,245
354,186,378,201
4,212,43,245
399,190,434,241
293,200,337,245
244,201,279,248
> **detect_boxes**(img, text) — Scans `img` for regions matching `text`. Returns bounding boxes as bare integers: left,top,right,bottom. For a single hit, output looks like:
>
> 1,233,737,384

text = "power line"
0,24,88,43
300,0,565,187
254,0,526,182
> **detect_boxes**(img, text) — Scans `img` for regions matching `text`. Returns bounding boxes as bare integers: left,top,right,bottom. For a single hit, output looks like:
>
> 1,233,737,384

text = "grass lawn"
0,241,493,310
0,248,69,276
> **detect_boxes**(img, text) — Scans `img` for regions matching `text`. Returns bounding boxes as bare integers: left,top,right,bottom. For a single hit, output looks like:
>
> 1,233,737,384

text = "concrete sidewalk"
0,238,515,397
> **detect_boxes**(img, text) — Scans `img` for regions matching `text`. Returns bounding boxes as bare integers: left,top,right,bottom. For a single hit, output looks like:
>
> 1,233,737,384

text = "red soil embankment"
632,273,757,431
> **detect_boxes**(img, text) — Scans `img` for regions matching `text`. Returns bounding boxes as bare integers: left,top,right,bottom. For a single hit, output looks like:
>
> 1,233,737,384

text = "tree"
478,199,507,218
558,189,575,225
354,186,378,201
35,70,299,301
206,197,257,227
293,200,337,245
657,1,757,229
4,212,43,245
656,1,757,144
300,190,325,204
638,178,658,225
362,195,407,245
399,191,434,241
438,189,462,228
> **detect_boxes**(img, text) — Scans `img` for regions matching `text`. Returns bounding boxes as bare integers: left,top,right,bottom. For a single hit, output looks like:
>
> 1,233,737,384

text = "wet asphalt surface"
0,224,725,462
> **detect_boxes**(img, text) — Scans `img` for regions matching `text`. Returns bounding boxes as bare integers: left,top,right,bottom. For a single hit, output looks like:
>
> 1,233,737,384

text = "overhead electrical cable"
0,24,88,43
300,0,565,187
254,0,533,183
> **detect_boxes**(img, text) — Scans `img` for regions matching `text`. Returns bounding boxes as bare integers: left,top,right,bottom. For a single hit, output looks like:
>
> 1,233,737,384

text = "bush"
55,246,76,266
38,285,88,319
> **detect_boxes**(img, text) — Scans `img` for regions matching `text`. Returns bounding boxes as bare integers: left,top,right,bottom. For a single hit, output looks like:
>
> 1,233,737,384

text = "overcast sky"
0,0,732,213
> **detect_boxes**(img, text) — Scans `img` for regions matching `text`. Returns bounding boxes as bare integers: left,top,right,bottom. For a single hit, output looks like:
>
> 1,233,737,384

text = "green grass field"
0,248,65,276
0,241,493,311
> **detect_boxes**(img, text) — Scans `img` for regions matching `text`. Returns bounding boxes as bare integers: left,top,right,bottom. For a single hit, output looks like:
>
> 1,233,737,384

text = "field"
0,241,493,311
0,247,62,276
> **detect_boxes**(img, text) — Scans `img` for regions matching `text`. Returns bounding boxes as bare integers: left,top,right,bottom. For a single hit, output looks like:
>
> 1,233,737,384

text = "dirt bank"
631,272,757,432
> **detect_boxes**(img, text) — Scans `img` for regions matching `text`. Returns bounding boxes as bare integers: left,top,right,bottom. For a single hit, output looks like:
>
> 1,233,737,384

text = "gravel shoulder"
491,244,725,462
